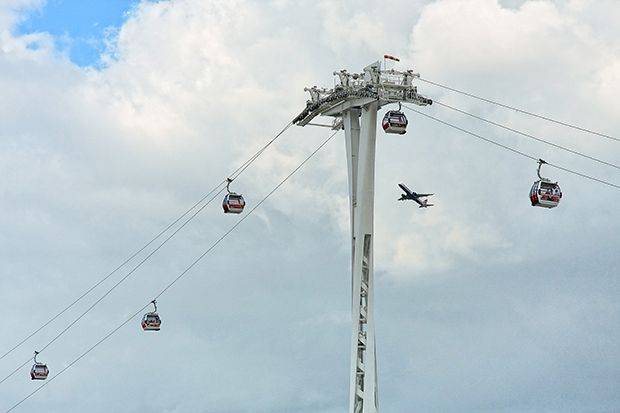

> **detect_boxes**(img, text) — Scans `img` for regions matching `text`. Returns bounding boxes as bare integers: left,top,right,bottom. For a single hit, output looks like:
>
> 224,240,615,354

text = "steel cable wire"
0,121,293,373
0,186,226,386
0,182,225,364
4,129,338,413
433,100,620,170
403,105,620,190
418,77,620,143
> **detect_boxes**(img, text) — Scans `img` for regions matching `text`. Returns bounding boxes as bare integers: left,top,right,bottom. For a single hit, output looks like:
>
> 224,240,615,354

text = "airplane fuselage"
398,183,434,208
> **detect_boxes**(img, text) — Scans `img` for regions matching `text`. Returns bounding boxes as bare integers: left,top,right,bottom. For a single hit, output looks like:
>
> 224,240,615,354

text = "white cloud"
1,1,619,412
379,206,511,277
0,0,43,30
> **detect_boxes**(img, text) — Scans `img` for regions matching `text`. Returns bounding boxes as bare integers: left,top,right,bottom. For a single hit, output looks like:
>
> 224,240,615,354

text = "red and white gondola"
223,193,245,214
30,351,49,380
141,300,161,331
223,178,246,214
530,159,562,209
530,180,562,208
382,105,408,135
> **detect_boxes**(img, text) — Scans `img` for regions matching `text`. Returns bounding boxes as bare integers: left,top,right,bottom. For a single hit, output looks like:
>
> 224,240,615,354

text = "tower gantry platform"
294,60,432,413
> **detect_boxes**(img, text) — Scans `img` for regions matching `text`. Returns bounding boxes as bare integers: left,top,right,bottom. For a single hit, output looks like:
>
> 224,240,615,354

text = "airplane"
398,183,434,208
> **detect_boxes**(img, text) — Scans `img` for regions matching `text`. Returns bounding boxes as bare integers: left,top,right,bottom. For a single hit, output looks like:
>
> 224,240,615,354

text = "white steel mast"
294,60,432,413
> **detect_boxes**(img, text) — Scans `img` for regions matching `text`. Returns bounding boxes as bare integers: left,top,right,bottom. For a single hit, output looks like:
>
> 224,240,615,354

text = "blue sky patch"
17,0,141,67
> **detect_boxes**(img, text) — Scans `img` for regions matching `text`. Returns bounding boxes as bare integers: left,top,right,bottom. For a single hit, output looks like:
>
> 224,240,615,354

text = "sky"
0,0,619,412
16,0,137,66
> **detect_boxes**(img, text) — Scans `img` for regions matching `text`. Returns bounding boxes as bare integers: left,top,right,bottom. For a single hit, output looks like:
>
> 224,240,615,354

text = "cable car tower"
294,60,432,413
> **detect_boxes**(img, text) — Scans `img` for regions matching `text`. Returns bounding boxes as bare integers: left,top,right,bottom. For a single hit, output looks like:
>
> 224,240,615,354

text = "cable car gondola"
382,103,408,135
530,159,562,208
223,178,245,214
141,300,161,331
30,351,49,380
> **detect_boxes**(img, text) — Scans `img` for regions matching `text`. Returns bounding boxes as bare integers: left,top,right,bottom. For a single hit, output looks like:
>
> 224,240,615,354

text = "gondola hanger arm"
537,159,547,180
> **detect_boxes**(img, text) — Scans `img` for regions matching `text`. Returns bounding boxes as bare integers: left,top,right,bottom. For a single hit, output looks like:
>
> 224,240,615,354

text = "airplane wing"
416,193,434,197
398,183,413,195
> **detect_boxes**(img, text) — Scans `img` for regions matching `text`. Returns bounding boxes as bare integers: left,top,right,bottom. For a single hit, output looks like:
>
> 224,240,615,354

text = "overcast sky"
1,0,619,412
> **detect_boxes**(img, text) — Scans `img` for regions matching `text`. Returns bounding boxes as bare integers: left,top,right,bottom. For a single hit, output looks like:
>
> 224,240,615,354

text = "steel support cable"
433,100,620,170
153,129,337,300
0,120,294,376
4,130,338,413
0,186,226,386
0,183,225,365
417,77,620,143
4,304,150,413
403,105,620,190
229,121,295,181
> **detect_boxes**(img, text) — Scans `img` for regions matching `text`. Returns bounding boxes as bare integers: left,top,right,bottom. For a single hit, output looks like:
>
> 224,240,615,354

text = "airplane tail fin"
419,200,434,208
